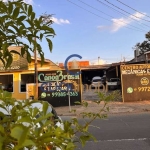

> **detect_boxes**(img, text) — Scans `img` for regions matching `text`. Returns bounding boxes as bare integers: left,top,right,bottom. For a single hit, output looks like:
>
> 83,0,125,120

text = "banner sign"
121,64,150,102
38,70,81,107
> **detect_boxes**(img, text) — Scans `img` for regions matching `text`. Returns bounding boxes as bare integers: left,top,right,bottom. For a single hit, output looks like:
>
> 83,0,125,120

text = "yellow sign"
121,64,150,75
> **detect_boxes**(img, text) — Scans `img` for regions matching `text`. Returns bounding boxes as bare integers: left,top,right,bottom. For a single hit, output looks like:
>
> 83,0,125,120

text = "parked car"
101,76,106,85
91,76,103,88
107,78,121,90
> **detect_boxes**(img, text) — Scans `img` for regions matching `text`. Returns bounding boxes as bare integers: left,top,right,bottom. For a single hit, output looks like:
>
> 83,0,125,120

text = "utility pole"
67,73,71,112
98,57,100,65
34,37,38,100
33,14,53,100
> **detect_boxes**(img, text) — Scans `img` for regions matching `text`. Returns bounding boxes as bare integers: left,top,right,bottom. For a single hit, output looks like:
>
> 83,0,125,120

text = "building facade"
0,46,61,100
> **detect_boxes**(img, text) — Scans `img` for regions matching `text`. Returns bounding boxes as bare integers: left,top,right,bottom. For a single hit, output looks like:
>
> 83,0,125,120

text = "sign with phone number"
51,92,78,97
38,70,81,107
121,64,150,102
135,87,150,92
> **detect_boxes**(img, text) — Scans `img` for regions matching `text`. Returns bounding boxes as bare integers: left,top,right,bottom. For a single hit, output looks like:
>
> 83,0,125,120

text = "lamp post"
67,73,71,112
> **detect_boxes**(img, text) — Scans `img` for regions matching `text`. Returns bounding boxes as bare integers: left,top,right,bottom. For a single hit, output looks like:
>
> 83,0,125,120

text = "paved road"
62,113,150,150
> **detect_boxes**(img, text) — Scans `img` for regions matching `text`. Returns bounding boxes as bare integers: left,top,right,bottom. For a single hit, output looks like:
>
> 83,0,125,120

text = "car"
91,76,103,89
107,78,121,90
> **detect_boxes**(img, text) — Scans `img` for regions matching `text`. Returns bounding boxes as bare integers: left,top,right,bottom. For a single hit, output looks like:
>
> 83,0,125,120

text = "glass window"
0,75,13,92
93,79,101,82
20,74,34,92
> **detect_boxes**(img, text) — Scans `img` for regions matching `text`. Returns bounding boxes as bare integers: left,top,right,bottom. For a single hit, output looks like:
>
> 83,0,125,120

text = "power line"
97,0,150,28
78,0,147,32
67,0,145,33
103,0,150,23
116,0,150,19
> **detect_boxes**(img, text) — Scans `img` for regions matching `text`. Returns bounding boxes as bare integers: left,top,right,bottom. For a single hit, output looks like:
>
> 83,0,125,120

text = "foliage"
0,0,55,68
0,89,118,150
134,31,150,54
106,90,122,102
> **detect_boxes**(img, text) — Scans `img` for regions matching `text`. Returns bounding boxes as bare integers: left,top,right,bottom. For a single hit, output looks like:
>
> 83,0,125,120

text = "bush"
0,90,116,150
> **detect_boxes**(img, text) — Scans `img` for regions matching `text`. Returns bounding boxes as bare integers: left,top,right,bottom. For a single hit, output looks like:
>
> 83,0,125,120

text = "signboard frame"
38,69,82,107
121,64,150,102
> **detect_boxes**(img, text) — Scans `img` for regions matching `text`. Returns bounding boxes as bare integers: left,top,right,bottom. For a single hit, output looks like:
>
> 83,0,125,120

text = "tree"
0,0,55,68
134,31,150,54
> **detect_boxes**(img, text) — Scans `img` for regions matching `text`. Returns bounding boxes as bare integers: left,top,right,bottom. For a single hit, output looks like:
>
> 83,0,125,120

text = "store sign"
121,64,150,102
0,47,28,71
38,70,81,107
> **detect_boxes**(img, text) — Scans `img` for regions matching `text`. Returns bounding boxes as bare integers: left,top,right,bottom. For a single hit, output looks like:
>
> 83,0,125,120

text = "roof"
80,64,111,70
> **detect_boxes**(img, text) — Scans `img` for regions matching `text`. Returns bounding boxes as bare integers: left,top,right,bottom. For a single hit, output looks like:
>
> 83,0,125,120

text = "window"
0,74,13,92
110,78,120,82
93,79,101,82
20,74,34,92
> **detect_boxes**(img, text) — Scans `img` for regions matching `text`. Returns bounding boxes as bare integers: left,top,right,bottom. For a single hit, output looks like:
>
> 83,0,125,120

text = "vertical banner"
121,64,150,102
38,70,81,107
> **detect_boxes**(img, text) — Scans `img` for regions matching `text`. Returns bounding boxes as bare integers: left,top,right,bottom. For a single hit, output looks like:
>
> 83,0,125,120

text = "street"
62,113,150,150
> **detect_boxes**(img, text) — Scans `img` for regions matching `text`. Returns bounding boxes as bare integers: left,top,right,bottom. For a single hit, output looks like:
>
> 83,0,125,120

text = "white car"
91,76,103,88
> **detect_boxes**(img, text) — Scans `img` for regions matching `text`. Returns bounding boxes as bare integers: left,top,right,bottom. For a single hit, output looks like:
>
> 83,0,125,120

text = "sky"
24,0,150,64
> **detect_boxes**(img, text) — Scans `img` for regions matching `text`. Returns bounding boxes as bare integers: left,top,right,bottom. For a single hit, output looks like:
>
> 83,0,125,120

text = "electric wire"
67,0,145,33
116,0,150,19
97,0,150,28
103,0,150,23
78,0,147,32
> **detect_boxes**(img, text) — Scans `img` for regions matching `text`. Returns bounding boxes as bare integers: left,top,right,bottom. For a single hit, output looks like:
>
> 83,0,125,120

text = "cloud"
97,12,146,32
52,17,70,25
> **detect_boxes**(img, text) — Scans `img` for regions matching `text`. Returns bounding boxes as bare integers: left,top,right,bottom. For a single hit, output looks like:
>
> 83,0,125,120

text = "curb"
58,113,77,116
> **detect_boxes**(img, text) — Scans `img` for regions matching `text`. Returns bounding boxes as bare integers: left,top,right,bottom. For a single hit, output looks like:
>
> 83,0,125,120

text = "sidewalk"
55,100,150,116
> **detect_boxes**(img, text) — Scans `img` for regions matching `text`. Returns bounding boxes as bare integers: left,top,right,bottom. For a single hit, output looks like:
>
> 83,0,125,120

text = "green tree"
134,31,150,54
0,0,55,68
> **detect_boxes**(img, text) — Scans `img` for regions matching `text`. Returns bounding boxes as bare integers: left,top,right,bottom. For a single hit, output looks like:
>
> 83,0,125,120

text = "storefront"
0,46,61,100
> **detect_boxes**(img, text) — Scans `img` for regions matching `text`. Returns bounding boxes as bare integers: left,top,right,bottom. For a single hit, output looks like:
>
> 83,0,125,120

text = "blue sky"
26,0,150,64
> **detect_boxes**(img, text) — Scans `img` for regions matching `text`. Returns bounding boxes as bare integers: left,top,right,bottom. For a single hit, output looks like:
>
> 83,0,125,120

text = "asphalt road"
62,113,150,150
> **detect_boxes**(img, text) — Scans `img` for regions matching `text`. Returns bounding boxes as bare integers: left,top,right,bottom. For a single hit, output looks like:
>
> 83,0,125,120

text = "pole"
98,57,100,65
34,37,38,100
67,73,71,112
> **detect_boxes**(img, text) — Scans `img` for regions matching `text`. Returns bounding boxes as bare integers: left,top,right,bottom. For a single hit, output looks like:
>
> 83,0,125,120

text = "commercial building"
0,46,61,100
